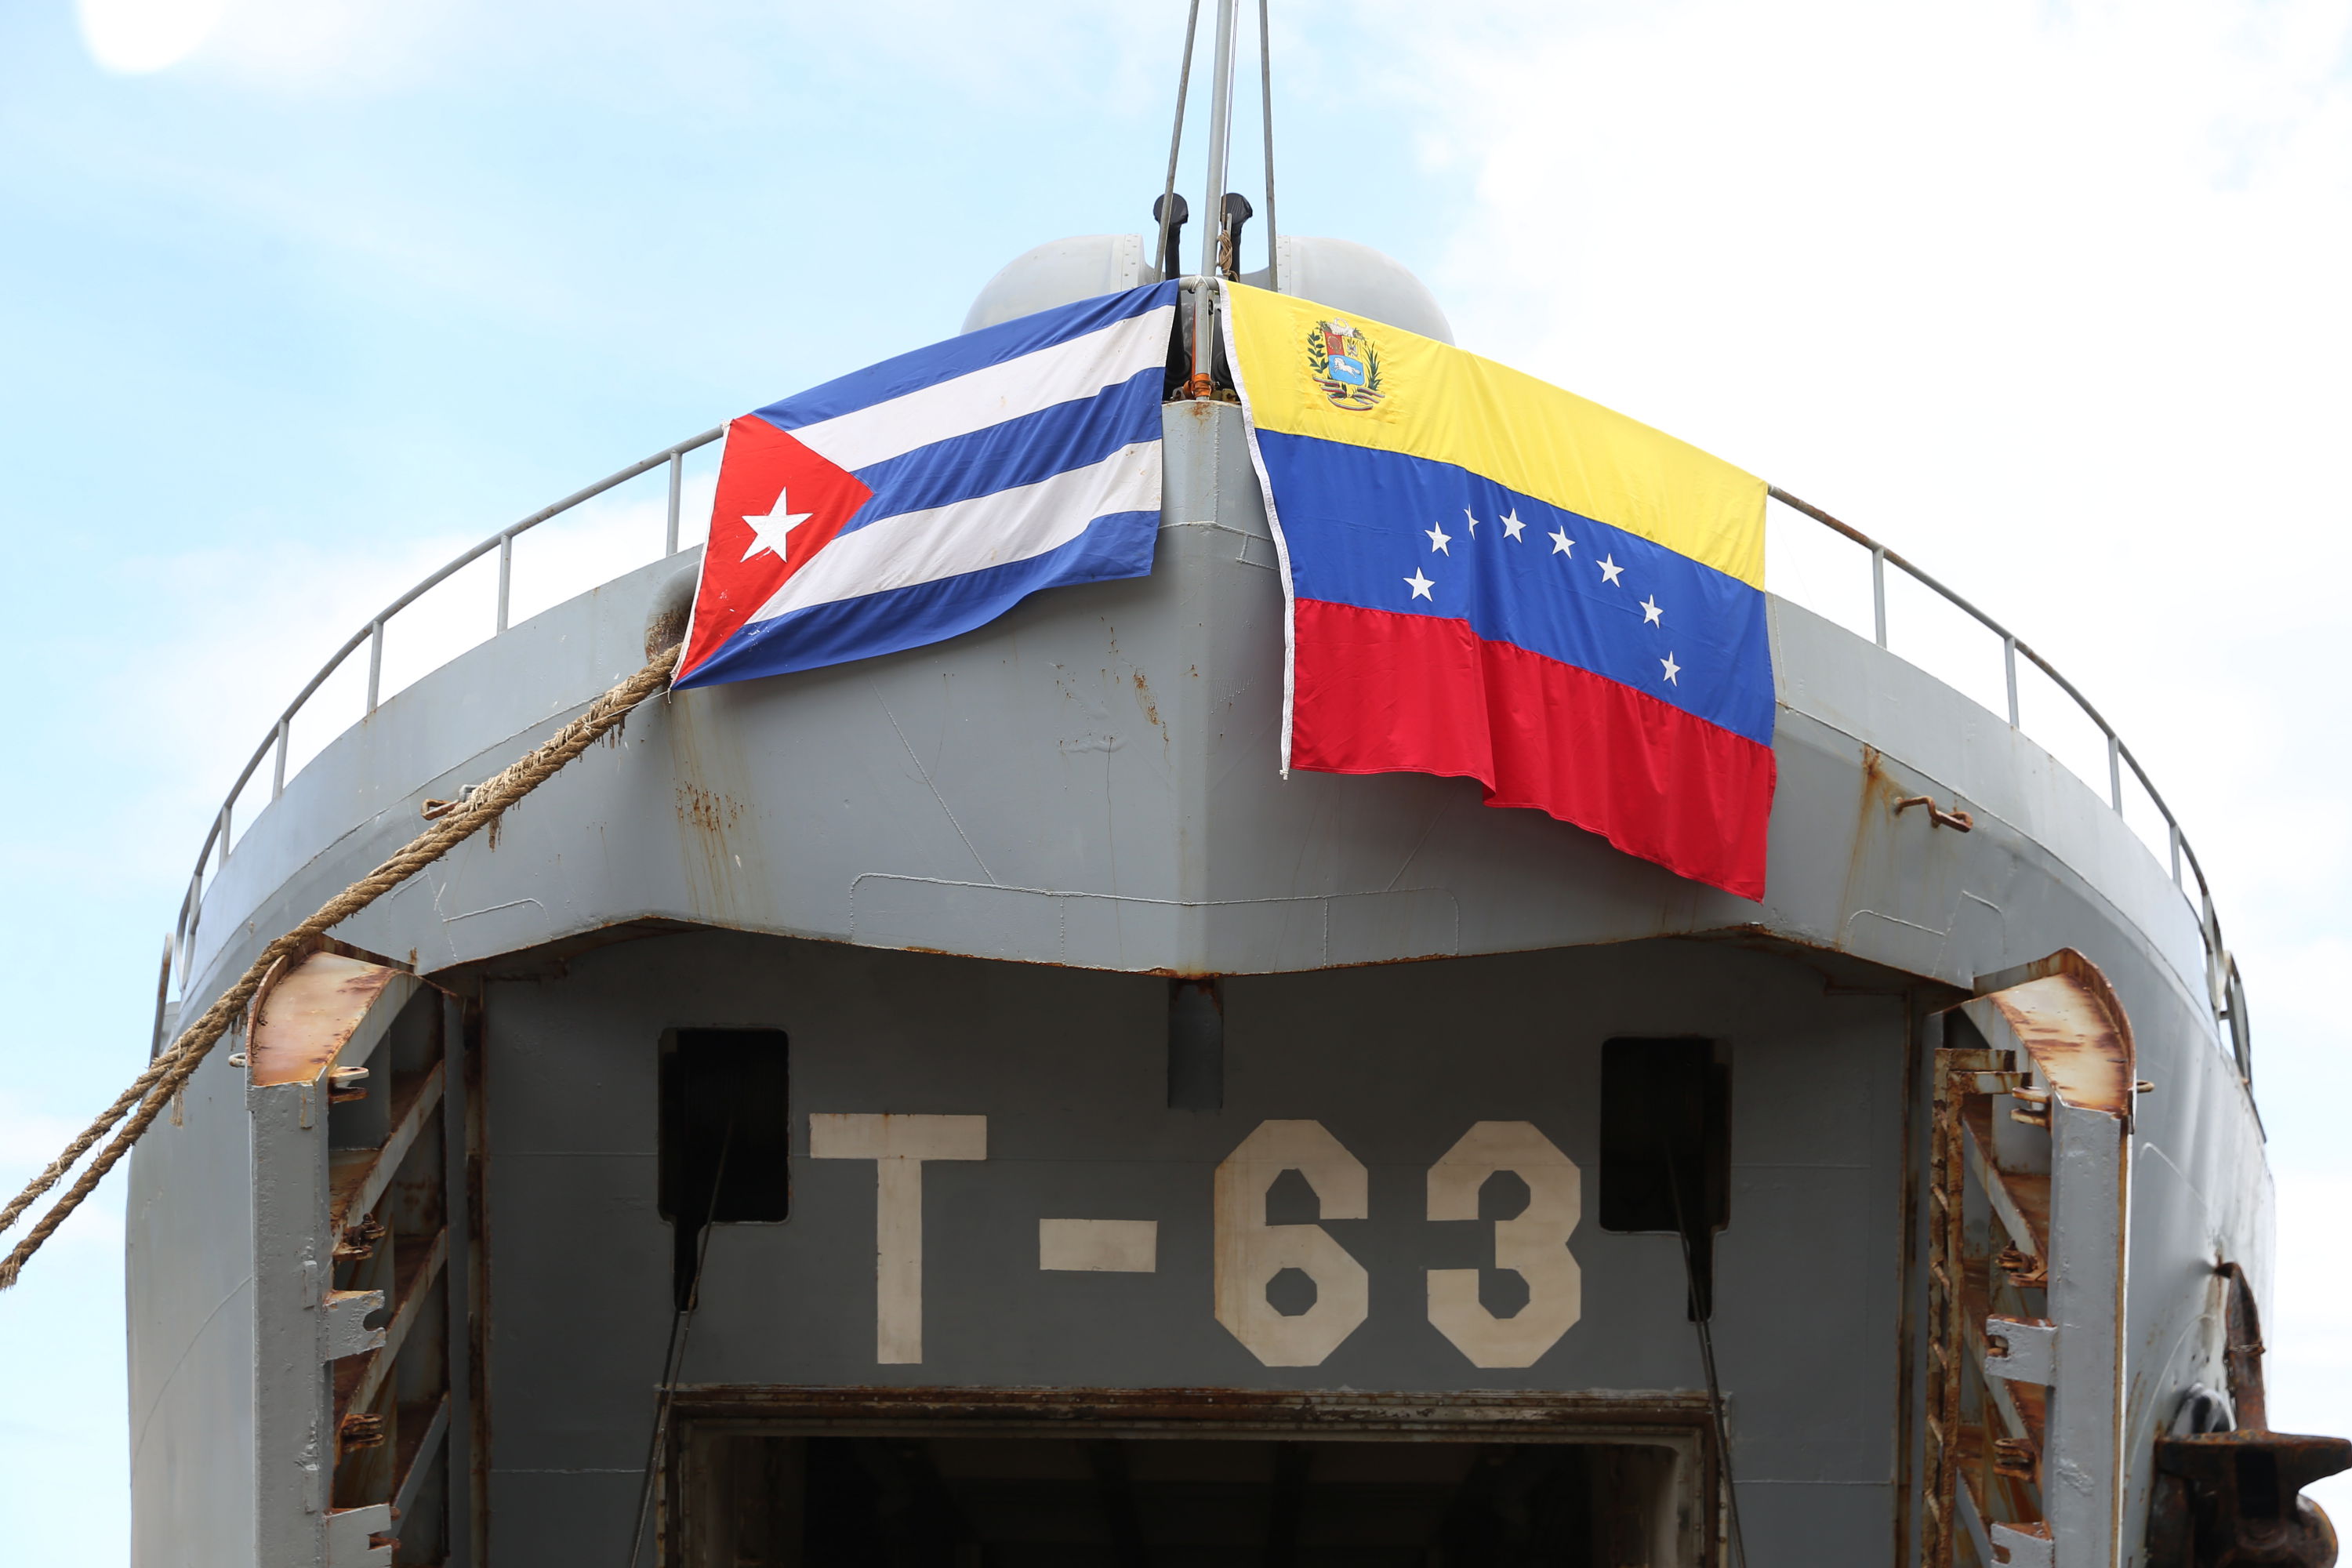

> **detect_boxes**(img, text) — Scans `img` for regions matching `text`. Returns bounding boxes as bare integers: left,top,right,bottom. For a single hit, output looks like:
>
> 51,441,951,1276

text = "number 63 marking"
1212,1119,1581,1368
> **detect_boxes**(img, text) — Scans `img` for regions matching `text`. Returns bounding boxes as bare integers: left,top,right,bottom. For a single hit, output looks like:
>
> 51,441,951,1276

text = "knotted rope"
0,644,681,1288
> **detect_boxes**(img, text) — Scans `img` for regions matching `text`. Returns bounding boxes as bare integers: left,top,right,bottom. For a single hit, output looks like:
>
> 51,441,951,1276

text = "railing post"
666,452,684,556
497,535,514,633
2002,635,2020,728
2227,963,2252,1084
151,934,176,1058
2107,732,2122,812
1871,546,1888,648
172,897,190,994
2201,888,2223,1013
365,619,385,715
2169,822,2183,887
272,717,289,799
220,803,232,858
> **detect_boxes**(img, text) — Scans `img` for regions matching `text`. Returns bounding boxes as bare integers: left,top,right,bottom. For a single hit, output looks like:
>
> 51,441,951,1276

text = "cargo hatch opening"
670,1410,1712,1566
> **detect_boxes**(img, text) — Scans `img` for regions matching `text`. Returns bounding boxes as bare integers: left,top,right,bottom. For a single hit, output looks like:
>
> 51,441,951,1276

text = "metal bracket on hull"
1923,948,2133,1568
250,945,459,1567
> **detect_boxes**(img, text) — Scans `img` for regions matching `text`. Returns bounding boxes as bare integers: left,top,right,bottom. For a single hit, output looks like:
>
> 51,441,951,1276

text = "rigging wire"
625,1112,738,1568
1154,0,1204,281
1258,0,1277,289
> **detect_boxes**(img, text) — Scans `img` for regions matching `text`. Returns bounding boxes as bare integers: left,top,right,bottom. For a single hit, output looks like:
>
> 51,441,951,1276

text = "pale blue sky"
5,2,2350,1560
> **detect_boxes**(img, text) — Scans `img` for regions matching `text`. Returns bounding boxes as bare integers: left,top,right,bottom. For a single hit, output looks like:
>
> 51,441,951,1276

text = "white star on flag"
1425,521,1452,554
1641,595,1664,625
1597,554,1624,586
1501,510,1526,541
1661,652,1681,684
1463,506,1481,535
1406,568,1436,600
1550,527,1575,556
741,489,815,563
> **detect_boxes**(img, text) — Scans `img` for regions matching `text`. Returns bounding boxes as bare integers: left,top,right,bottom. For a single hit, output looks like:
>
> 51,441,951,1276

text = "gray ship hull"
125,401,2276,1566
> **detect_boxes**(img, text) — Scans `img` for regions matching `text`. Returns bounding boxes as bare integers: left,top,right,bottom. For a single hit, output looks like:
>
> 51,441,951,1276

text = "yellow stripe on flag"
1223,283,1766,590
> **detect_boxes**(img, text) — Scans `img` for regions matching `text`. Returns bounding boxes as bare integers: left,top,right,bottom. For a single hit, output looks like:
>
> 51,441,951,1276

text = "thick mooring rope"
0,644,682,1288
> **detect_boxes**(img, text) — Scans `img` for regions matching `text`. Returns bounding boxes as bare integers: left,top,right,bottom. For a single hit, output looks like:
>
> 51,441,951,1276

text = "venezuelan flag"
1222,283,1775,898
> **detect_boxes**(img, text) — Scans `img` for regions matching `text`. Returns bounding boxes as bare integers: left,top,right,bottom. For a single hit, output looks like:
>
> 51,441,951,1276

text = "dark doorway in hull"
683,1432,1684,1567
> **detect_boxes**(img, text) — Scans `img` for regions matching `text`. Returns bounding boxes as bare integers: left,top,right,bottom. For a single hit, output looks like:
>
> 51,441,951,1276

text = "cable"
1664,1134,1748,1568
1257,0,1277,289
1154,0,1204,281
625,1112,737,1567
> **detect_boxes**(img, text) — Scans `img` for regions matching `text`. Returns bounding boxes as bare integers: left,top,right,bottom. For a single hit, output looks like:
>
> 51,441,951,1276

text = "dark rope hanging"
1665,1138,1748,1568
625,1112,738,1568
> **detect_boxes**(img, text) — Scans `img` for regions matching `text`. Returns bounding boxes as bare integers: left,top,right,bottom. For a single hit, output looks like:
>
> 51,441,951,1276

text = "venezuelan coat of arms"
1305,317,1385,410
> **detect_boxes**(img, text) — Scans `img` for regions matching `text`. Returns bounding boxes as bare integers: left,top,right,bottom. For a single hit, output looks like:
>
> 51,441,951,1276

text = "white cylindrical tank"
962,232,1453,345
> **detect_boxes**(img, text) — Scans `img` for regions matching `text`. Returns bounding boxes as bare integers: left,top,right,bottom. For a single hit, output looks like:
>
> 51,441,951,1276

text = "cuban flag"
673,281,1180,690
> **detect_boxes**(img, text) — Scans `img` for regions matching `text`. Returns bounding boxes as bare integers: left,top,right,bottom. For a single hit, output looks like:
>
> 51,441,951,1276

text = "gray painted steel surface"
483,932,1904,1560
124,401,2272,1566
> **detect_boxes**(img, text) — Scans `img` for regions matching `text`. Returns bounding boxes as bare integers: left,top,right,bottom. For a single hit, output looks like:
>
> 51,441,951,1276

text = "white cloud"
1403,0,2352,942
180,0,1173,106
75,0,230,74
2270,1172,2352,1519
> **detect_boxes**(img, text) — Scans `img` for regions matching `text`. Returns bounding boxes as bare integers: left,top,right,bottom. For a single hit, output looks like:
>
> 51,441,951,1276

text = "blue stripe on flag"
839,364,1165,534
1259,431,1777,746
670,509,1162,688
757,283,1178,432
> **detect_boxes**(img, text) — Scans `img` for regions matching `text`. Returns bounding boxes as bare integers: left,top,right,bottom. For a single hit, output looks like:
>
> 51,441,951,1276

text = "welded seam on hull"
868,676,997,886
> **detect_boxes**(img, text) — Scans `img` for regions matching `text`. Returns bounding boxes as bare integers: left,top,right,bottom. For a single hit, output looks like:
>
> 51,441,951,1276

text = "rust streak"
1984,949,2136,1116
662,1384,1717,1435
248,949,410,1088
1131,668,1163,733
675,784,743,837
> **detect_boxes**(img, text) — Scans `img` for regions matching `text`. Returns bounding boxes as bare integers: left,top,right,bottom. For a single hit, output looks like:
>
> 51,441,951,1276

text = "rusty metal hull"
125,403,2275,1566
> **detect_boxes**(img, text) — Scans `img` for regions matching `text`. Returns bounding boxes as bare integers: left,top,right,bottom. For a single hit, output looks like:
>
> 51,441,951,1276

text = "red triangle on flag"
681,415,876,680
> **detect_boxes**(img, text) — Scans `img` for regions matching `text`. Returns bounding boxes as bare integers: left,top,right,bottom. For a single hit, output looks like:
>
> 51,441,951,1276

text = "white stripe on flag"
788,304,1176,474
749,441,1161,622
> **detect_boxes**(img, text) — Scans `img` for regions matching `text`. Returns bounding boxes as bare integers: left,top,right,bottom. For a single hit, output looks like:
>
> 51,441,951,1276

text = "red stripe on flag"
1290,598,1775,899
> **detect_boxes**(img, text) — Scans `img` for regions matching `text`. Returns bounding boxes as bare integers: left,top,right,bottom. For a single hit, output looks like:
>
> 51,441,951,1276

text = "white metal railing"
1769,486,2252,1081
153,437,2254,1084
159,425,723,1032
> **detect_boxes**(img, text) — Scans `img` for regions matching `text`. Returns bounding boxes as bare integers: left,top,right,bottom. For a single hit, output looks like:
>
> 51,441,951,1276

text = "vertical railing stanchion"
1870,546,1888,648
2002,635,2020,728
666,452,684,556
365,619,385,715
2107,732,2122,813
172,895,188,996
272,717,289,800
2201,887,2223,1014
497,535,514,633
2169,821,2183,887
220,803,232,858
